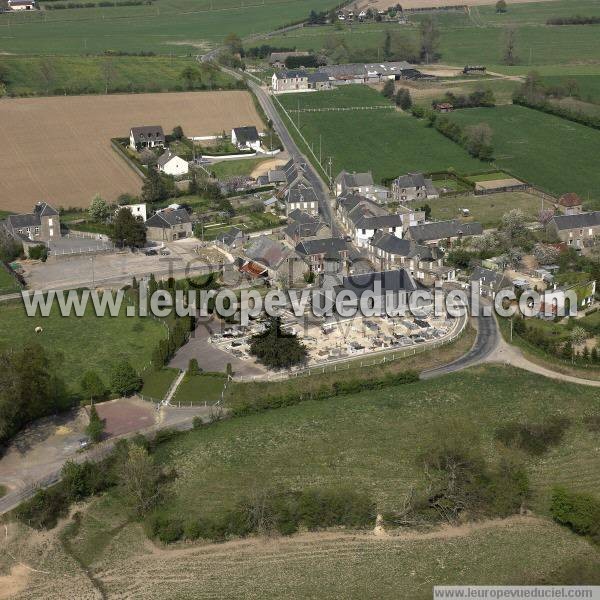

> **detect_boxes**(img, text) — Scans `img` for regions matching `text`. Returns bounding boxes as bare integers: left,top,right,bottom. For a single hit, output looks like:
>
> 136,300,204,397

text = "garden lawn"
150,365,600,520
447,104,600,199
0,298,167,392
173,373,226,404
0,269,20,294
276,87,483,183
430,191,543,227
210,157,271,179
141,368,180,401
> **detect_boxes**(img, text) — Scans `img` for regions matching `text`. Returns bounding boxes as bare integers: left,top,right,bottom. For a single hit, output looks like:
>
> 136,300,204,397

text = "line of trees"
547,15,600,25
417,109,494,160
433,89,495,109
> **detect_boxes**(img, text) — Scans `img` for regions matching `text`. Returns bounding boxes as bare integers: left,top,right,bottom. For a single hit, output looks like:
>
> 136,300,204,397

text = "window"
48,218,53,226
361,229,366,235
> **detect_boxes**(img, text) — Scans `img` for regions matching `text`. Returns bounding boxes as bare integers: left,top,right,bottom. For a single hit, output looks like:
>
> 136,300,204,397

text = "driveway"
169,317,266,377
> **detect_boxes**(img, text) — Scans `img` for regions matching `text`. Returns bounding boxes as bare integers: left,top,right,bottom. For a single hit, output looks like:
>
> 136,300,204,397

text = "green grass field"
210,157,270,178
149,366,600,521
0,298,167,390
0,55,234,96
542,75,600,104
276,86,483,182
261,0,600,72
0,268,20,294
0,0,340,55
173,372,227,404
141,367,180,400
447,104,600,199
430,191,543,227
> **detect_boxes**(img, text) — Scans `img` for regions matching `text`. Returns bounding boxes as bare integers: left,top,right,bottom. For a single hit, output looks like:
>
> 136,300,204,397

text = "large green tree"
110,208,146,249
249,317,307,369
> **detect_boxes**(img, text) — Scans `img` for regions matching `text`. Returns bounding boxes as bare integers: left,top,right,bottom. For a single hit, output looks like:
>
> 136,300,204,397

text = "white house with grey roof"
391,172,439,203
129,126,165,150
157,150,189,176
406,220,483,248
231,126,261,151
336,193,404,248
284,181,319,216
272,70,310,93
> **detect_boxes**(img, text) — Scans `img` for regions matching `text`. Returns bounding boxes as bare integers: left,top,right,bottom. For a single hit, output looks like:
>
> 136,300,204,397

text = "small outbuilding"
157,150,189,176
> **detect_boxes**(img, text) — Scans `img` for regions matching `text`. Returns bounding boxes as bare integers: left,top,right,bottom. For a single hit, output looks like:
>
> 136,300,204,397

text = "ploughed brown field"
0,91,264,212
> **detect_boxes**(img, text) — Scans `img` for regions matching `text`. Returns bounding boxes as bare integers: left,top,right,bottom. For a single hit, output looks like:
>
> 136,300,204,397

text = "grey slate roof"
7,202,59,230
336,170,374,189
334,269,418,297
296,237,347,256
393,172,426,189
232,126,259,145
284,220,327,240
273,69,309,80
318,61,413,80
552,211,600,231
145,208,191,229
7,213,40,229
216,227,243,247
130,126,164,144
245,235,290,269
370,231,433,259
407,220,483,243
268,169,286,184
308,72,330,84
470,266,511,292
286,182,319,206
338,193,401,229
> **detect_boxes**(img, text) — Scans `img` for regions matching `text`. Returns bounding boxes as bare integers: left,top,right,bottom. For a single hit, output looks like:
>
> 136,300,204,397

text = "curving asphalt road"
420,310,499,380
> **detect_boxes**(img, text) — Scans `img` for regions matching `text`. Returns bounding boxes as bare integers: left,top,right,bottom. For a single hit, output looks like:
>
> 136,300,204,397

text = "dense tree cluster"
0,344,69,446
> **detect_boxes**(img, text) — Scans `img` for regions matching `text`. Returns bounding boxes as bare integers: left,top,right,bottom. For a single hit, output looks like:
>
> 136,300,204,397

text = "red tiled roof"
558,193,582,207
240,261,267,278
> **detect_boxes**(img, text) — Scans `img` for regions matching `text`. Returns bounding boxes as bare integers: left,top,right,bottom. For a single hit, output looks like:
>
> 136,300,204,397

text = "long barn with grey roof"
549,211,600,252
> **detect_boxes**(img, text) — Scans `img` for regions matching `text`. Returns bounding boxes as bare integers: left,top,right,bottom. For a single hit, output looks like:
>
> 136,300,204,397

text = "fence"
233,312,468,383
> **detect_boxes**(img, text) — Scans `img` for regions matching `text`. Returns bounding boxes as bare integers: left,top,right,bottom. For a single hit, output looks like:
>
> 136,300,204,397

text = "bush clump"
495,415,571,455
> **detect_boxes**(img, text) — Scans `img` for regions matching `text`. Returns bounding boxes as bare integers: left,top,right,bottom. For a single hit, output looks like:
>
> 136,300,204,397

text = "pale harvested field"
3,516,599,599
365,0,557,8
0,91,264,212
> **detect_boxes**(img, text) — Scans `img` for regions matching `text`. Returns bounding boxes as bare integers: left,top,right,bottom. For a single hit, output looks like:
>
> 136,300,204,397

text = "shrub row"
230,370,419,417
147,487,376,544
547,16,600,25
513,95,600,131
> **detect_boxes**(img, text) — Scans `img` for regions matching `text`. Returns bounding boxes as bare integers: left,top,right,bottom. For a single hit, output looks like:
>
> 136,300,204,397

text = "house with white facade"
284,182,319,216
120,203,147,222
8,0,36,9
337,194,404,248
157,150,189,176
272,70,309,93
231,126,261,151
129,126,165,150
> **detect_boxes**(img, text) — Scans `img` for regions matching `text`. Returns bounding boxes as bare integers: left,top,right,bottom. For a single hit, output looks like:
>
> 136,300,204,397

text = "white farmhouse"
120,203,147,222
231,126,261,151
157,150,189,176
8,0,36,10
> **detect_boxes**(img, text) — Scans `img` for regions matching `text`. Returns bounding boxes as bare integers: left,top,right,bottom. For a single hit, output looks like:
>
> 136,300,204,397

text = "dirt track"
0,91,264,212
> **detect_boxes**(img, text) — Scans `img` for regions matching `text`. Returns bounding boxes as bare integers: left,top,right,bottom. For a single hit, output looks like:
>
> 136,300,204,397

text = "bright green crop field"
447,104,600,199
276,86,483,182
